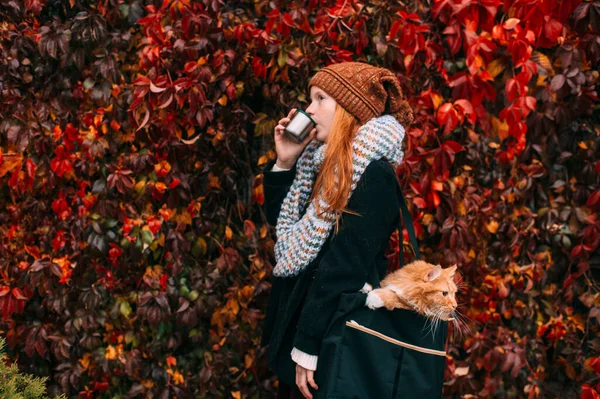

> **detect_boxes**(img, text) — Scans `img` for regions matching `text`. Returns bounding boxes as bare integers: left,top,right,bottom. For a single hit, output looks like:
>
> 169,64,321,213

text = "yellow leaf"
172,370,184,385
486,59,505,78
258,155,269,166
134,179,147,194
421,214,434,226
231,392,241,399
218,94,228,106
237,285,255,305
531,51,552,71
431,180,444,192
571,314,586,332
245,351,254,368
105,345,117,360
226,297,240,316
578,141,588,149
208,173,221,189
430,92,443,111
486,220,499,233
79,353,91,370
155,182,167,193
536,74,547,86
457,201,467,216
565,363,576,379
141,380,153,389
0,153,23,177
403,54,413,70
225,226,233,240
468,249,476,259
175,209,193,225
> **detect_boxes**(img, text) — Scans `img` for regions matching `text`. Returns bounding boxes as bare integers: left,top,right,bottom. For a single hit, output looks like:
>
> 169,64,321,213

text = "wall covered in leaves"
0,0,599,397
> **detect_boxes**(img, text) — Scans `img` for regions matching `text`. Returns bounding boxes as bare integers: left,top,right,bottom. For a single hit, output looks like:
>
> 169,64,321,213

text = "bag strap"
397,185,421,267
368,177,421,286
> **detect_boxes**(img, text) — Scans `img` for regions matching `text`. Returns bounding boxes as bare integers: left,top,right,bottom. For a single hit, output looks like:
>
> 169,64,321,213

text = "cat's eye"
442,291,448,296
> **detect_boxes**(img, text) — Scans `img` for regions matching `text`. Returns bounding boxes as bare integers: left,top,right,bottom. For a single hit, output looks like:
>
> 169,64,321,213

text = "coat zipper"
346,320,446,357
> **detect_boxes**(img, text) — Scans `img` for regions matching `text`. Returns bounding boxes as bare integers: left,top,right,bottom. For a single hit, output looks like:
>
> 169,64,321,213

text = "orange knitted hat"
308,61,414,126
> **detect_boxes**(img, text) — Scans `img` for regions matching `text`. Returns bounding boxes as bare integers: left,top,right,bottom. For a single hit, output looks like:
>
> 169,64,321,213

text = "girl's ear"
424,265,442,282
447,264,457,277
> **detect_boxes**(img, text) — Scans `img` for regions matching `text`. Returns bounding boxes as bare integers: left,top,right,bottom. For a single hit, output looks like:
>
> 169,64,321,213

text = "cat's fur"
361,260,458,321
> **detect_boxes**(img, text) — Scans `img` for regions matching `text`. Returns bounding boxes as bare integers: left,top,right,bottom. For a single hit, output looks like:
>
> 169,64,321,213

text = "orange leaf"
0,153,23,177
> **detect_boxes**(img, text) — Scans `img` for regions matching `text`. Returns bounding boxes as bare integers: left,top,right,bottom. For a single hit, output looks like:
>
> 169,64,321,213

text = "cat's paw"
359,282,373,293
366,291,384,309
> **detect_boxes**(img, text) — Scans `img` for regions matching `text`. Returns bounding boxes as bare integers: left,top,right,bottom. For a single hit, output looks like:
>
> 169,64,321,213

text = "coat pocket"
327,320,404,399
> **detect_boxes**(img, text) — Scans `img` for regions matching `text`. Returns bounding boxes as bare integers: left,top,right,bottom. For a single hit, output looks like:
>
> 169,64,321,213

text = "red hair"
309,104,362,235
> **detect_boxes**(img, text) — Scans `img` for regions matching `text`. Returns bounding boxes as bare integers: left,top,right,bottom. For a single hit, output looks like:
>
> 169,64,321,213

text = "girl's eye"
442,291,448,296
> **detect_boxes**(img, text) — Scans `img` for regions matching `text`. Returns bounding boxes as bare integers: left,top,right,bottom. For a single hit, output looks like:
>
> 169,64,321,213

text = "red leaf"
590,357,600,376
0,286,10,297
133,76,151,86
443,140,465,154
587,189,600,211
582,384,600,399
150,81,167,93
436,103,459,134
11,287,27,300
24,0,46,15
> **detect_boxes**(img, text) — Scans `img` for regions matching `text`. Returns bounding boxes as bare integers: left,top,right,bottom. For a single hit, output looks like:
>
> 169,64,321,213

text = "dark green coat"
260,157,402,387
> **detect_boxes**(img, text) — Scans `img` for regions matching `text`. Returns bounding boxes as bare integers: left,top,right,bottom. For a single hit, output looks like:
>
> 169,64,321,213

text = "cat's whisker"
450,310,472,342
428,308,445,340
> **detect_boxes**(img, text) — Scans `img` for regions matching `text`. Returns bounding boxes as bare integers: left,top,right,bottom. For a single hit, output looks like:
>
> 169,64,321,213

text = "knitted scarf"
273,114,406,277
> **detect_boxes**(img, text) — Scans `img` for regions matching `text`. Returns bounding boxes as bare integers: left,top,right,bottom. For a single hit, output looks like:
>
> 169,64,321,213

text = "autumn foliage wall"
0,0,599,397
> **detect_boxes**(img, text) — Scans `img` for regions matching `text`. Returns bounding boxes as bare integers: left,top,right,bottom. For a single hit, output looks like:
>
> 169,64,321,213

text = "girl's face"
305,86,337,142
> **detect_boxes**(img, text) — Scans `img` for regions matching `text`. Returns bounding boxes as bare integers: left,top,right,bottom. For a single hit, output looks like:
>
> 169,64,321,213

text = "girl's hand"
295,363,319,399
274,108,317,169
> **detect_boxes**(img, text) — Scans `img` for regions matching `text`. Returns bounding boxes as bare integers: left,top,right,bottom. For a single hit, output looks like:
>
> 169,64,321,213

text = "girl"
260,61,414,399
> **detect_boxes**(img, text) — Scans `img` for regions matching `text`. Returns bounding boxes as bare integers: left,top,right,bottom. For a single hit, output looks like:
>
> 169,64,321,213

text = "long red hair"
309,104,362,235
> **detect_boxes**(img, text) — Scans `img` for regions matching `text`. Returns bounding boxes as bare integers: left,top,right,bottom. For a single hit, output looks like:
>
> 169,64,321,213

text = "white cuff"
291,347,318,371
271,163,291,172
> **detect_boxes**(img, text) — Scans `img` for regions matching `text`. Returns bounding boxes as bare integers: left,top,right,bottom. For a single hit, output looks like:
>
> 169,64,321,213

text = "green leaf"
83,77,95,89
277,51,288,68
120,301,132,318
141,230,153,245
119,4,129,17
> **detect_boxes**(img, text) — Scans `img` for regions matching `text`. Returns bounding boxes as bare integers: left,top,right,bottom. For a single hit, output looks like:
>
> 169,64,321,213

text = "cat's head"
419,263,458,320
390,261,458,320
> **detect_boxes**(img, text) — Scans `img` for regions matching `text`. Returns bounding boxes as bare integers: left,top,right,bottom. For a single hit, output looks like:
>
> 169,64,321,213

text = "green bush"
0,337,66,399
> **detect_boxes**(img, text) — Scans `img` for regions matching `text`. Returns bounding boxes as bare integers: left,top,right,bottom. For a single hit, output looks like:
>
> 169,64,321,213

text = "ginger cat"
361,260,458,322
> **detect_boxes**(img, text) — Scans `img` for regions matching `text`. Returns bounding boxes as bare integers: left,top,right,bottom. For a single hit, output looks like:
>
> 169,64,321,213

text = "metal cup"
284,110,316,143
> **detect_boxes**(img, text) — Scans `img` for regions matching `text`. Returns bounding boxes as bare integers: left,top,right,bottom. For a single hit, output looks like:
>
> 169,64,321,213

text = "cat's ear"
447,264,457,277
424,265,442,282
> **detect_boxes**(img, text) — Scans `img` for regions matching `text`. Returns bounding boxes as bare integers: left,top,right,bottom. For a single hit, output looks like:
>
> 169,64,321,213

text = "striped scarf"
273,114,406,277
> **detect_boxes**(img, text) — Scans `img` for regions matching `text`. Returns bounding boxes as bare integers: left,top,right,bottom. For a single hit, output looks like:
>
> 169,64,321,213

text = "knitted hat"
308,61,414,126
